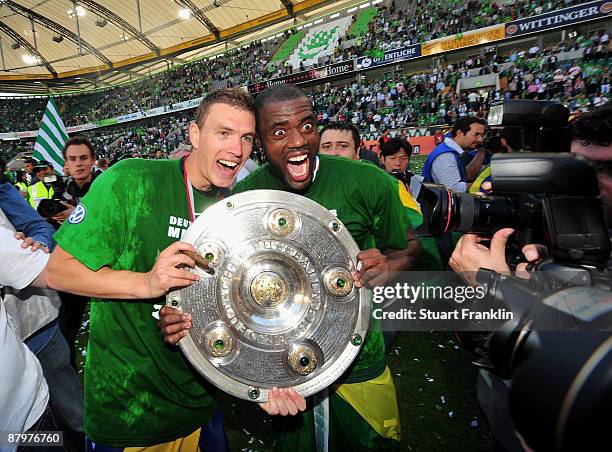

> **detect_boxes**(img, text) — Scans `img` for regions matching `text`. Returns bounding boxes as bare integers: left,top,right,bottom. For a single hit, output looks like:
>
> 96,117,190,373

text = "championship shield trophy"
167,190,370,401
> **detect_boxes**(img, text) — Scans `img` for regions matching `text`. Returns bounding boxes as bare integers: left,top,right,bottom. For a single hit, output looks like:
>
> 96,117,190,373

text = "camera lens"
418,183,517,235
457,192,515,234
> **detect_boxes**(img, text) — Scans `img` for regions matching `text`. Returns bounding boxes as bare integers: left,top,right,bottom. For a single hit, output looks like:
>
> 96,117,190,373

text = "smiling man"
159,85,421,449
44,89,257,451
235,84,419,450
227,84,417,450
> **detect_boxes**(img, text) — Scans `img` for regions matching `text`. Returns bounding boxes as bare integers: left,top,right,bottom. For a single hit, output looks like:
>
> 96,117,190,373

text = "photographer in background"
469,127,522,194
422,116,488,193
27,160,56,209
571,103,612,226
451,103,612,279
380,137,421,197
449,103,612,452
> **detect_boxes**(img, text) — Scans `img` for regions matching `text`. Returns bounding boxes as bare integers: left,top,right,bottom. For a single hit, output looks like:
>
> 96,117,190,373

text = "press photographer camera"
418,100,611,451
37,174,66,218
418,100,609,269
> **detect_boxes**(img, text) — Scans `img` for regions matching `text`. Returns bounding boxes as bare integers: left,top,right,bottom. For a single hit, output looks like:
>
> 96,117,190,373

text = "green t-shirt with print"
54,158,218,446
233,154,412,383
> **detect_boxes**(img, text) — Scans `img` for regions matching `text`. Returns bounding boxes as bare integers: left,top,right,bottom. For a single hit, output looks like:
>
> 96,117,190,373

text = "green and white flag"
33,98,68,175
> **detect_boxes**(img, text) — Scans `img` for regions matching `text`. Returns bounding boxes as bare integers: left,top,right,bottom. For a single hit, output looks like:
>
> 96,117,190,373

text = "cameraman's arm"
464,148,487,182
449,228,513,286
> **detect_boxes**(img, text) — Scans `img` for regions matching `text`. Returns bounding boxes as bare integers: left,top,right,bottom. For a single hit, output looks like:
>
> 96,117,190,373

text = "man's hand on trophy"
260,387,307,416
158,305,192,344
159,306,307,415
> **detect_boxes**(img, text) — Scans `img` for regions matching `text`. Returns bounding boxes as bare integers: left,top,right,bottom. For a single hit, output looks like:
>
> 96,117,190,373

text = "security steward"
27,161,55,209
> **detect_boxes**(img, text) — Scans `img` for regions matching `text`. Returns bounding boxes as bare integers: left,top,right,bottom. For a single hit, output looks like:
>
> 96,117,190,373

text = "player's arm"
354,228,421,288
45,241,200,299
354,172,422,287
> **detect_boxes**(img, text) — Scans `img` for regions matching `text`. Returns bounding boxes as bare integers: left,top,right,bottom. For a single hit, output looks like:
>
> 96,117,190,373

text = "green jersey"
54,159,218,446
233,154,412,383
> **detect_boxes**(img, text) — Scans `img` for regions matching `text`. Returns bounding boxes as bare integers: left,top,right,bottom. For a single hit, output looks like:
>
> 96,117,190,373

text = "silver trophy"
167,190,370,402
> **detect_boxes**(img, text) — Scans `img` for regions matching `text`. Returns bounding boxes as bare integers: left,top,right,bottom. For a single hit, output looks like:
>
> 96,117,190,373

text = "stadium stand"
272,30,306,63
2,34,608,166
289,16,354,69
1,0,601,136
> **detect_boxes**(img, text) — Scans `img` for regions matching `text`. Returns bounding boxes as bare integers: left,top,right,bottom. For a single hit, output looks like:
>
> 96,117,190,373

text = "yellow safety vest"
27,182,54,208
15,182,29,201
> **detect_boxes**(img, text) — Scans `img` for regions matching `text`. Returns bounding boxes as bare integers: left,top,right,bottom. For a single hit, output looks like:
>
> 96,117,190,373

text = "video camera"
388,168,413,187
417,100,610,268
37,174,68,219
416,100,611,451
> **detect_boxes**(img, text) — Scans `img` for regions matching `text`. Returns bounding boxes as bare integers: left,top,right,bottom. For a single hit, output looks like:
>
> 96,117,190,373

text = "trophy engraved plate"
167,190,370,401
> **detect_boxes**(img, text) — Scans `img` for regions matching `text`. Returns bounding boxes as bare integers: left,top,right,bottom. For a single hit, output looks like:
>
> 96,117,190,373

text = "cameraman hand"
14,232,50,253
449,228,514,286
515,243,548,279
51,202,75,225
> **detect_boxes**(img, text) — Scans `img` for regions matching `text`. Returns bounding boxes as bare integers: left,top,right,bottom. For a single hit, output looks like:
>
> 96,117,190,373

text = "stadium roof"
0,0,361,94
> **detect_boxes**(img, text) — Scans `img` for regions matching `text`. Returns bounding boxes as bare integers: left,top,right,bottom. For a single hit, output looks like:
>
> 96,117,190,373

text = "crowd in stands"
1,0,599,133
309,35,610,131
348,0,586,59
1,32,609,163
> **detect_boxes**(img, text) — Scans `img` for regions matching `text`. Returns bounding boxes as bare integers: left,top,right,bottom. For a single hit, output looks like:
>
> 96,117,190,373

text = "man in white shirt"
0,210,51,440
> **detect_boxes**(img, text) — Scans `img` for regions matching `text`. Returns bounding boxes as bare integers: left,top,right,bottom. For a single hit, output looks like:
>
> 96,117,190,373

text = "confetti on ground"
454,346,460,350
437,344,445,348
242,428,250,435
258,439,264,445
440,396,446,404
413,358,420,362
448,411,454,418
396,373,402,377
470,419,479,428
394,348,400,355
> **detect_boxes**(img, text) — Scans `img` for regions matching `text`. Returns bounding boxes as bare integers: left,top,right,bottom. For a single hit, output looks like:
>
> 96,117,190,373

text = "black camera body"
388,168,413,187
36,174,67,219
418,153,610,268
417,100,611,451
